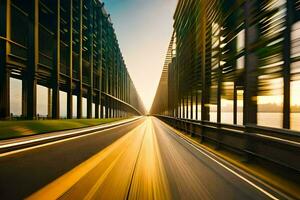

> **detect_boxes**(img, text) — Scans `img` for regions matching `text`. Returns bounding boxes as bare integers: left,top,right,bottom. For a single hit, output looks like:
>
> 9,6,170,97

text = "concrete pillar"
67,0,73,119
47,88,52,118
77,0,83,119
186,97,188,118
95,101,99,118
52,0,61,119
87,0,93,119
243,0,258,125
283,1,292,129
0,0,10,119
233,82,237,124
25,0,39,120
105,98,109,118
190,93,193,119
201,0,209,121
100,96,104,118
217,26,222,124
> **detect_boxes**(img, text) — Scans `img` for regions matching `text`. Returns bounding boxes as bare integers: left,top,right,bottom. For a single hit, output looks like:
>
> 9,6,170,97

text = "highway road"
0,117,284,200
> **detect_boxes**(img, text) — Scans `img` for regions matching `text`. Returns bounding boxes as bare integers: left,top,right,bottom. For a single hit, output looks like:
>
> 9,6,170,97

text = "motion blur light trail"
27,117,276,200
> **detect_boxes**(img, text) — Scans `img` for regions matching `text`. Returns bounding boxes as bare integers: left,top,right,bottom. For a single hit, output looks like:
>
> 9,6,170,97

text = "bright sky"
102,0,178,112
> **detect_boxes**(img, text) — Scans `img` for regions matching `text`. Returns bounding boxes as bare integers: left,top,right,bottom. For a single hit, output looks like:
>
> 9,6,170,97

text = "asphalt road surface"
0,117,282,200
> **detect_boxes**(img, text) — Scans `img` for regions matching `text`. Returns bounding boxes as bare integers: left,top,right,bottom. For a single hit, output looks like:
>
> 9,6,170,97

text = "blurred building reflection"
151,0,300,131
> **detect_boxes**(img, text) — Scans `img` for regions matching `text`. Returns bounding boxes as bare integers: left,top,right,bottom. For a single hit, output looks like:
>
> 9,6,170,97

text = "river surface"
207,112,300,131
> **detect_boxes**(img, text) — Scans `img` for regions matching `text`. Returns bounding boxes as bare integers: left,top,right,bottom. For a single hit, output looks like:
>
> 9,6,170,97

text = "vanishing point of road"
0,117,282,200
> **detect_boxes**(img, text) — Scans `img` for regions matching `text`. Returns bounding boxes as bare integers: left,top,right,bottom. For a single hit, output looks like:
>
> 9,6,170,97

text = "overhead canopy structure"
0,0,145,119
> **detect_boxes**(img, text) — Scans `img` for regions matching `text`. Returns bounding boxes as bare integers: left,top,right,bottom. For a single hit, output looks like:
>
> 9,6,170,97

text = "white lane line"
156,119,280,200
0,118,143,158
0,117,141,149
183,139,279,200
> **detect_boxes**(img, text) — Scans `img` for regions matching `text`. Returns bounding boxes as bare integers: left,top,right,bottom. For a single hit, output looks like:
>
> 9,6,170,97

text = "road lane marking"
154,118,280,200
27,122,146,200
83,152,123,200
125,121,147,200
152,119,215,199
0,118,144,157
127,118,172,200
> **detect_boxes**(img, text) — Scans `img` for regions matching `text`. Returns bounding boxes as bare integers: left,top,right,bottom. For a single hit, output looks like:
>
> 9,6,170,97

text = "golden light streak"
27,118,172,200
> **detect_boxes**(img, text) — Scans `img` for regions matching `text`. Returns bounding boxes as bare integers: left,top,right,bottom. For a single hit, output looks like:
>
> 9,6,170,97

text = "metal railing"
155,115,300,174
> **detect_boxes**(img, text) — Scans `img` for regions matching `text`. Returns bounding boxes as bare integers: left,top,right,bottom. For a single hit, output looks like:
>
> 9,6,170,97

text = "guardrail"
154,115,300,175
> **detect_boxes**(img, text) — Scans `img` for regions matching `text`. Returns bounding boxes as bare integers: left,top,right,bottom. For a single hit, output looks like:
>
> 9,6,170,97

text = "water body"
210,112,300,132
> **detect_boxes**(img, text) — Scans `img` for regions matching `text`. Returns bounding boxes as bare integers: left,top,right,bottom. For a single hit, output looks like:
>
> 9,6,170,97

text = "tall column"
190,93,193,119
177,84,180,118
243,0,258,125
47,88,52,118
52,0,60,119
67,0,73,119
25,0,38,120
0,0,10,119
176,98,179,118
186,96,189,119
111,101,113,118
283,1,292,129
95,103,99,119
195,92,198,120
100,101,104,118
95,46,100,119
217,39,222,124
201,0,209,121
105,98,109,118
87,0,93,119
108,99,112,118
233,82,238,124
177,96,180,118
77,0,83,119
182,98,185,118
98,5,104,119
232,29,238,125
